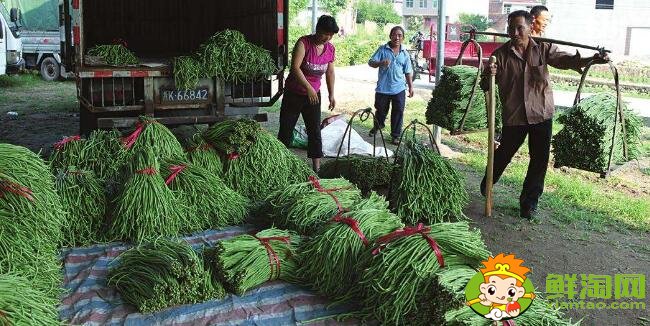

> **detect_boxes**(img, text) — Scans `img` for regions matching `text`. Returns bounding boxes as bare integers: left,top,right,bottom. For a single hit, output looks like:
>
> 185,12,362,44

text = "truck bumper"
6,58,25,74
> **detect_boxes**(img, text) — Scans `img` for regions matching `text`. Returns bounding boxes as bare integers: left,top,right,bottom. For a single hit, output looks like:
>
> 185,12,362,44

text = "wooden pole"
485,56,497,218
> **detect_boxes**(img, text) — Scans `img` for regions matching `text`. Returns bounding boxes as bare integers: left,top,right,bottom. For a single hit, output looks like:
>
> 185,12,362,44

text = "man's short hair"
316,15,339,34
508,10,533,25
530,5,549,17
390,26,405,37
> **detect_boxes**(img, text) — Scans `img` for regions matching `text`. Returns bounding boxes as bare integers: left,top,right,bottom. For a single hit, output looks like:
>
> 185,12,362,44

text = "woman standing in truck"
277,15,338,173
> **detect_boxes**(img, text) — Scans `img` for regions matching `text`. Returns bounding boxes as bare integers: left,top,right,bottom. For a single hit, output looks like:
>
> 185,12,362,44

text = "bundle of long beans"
222,131,314,201
353,222,490,325
83,129,128,183
162,160,249,232
425,65,502,133
262,177,362,235
87,44,139,66
49,135,86,170
198,30,277,84
173,55,203,90
552,93,642,173
107,238,225,313
0,273,62,325
185,133,223,176
297,193,404,301
203,119,261,156
390,138,468,224
318,155,394,195
445,295,580,326
0,144,65,296
123,116,186,166
111,150,185,243
205,228,300,295
54,167,106,246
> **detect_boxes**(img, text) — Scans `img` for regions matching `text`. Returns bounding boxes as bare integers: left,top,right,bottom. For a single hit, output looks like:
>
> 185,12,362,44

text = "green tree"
289,0,309,21
321,0,351,17
356,0,400,27
457,13,490,31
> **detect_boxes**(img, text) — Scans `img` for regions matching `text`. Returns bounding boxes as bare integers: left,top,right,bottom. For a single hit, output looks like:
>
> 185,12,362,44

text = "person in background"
479,10,608,219
368,26,414,145
530,5,551,37
277,15,338,172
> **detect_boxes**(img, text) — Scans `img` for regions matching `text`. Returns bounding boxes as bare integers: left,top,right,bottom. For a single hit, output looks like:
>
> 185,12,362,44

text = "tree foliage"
321,0,351,17
457,13,490,31
356,0,401,27
289,0,309,21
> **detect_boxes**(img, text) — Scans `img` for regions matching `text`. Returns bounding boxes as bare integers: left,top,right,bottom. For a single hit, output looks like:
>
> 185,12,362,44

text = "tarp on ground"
59,225,354,325
2,0,58,31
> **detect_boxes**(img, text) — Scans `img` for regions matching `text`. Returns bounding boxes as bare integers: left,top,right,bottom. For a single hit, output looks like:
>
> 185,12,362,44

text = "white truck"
0,3,24,75
7,0,63,80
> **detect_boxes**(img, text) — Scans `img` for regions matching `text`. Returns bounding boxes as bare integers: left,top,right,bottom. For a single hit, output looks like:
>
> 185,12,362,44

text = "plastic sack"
290,124,308,149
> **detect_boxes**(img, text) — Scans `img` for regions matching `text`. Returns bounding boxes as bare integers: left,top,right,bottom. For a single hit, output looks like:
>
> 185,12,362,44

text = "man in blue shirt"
368,26,414,145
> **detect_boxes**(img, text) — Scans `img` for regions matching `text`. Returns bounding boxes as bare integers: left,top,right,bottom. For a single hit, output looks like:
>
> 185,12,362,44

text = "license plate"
160,88,209,103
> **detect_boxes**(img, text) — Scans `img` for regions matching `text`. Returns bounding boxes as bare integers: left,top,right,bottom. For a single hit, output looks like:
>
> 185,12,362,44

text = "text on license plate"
161,88,209,102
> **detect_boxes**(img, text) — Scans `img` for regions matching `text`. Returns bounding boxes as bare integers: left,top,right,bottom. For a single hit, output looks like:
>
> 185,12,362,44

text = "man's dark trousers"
373,90,406,139
482,119,553,211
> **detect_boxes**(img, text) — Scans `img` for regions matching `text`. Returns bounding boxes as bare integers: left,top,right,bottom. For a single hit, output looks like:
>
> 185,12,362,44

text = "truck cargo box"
62,0,288,134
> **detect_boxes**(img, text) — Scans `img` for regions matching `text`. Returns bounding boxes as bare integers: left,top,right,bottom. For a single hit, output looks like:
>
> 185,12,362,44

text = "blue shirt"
369,43,413,95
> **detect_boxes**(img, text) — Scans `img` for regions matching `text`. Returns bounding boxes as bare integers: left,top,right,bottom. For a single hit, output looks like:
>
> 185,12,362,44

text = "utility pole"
433,0,446,147
312,0,318,33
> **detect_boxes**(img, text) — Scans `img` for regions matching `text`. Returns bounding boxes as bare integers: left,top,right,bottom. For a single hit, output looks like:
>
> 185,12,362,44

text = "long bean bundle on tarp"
0,273,62,325
87,44,139,66
0,144,65,298
353,222,490,325
198,30,277,84
203,119,261,156
185,133,223,176
122,116,186,165
425,65,502,133
297,193,404,301
552,93,642,174
49,135,85,169
111,150,185,243
107,238,225,313
222,130,315,201
54,167,106,246
445,296,579,326
205,228,300,295
318,155,394,195
391,139,468,224
261,177,362,235
162,160,249,231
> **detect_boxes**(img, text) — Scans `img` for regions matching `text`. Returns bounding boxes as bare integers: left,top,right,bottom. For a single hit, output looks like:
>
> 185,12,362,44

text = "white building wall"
545,0,650,56
446,0,490,22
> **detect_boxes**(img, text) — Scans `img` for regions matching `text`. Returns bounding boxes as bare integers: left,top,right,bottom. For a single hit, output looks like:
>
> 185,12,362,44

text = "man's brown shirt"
481,38,584,126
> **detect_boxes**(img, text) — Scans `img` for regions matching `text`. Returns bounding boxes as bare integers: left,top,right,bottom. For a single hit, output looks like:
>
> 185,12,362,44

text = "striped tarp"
59,226,353,325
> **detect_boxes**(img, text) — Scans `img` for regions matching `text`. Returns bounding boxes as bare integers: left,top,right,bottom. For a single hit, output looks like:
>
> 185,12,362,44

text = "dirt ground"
1,70,648,325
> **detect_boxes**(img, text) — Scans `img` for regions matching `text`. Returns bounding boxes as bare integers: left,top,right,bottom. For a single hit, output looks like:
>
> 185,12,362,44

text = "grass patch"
0,74,78,114
0,73,43,88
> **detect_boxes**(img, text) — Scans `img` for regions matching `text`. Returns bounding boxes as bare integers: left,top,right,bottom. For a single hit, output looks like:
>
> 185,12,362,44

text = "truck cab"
0,4,24,75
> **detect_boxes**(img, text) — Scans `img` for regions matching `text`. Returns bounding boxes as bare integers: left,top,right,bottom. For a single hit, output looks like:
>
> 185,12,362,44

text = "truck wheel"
40,57,61,81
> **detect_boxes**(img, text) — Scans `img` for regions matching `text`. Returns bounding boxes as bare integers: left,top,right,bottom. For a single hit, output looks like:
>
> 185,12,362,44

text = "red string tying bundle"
54,135,81,150
0,179,34,202
136,167,157,175
372,223,445,268
252,234,291,280
164,165,187,185
227,152,240,160
122,120,155,149
331,215,369,246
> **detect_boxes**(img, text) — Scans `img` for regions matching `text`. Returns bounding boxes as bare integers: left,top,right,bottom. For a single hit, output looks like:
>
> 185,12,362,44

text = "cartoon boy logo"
465,253,536,321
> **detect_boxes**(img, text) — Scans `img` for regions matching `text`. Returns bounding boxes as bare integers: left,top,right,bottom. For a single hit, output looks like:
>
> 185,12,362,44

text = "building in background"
545,0,650,57
402,0,489,31
489,0,542,32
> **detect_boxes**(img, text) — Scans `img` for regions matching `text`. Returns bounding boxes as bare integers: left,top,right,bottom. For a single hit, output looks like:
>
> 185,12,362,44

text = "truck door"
0,13,6,75
59,0,74,72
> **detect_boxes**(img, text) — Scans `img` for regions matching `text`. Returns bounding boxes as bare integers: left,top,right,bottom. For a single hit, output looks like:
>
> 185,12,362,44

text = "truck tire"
40,57,61,81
